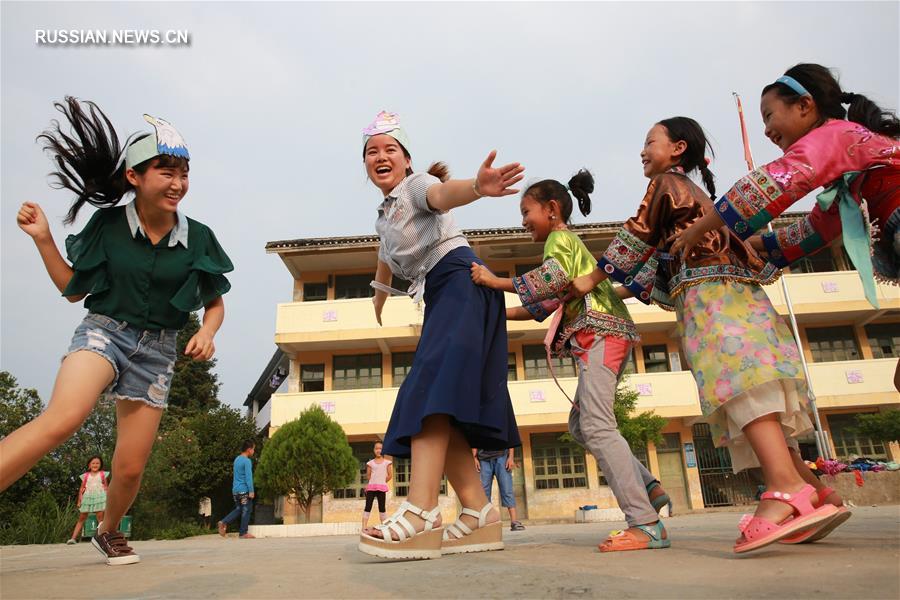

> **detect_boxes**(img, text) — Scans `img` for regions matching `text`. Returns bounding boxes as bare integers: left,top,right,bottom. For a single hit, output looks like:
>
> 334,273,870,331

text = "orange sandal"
598,521,670,552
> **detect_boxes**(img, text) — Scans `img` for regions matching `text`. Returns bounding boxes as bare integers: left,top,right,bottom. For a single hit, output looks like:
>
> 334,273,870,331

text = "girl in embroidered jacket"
568,117,840,553
671,64,899,306
671,63,899,393
471,170,673,552
358,111,523,560
2,98,232,566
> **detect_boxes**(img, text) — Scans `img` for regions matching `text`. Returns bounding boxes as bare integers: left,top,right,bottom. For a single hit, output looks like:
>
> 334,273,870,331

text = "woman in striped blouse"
357,111,523,560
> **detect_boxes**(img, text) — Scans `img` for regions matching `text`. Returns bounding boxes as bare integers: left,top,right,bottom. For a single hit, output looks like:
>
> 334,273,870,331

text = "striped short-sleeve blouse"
375,172,468,298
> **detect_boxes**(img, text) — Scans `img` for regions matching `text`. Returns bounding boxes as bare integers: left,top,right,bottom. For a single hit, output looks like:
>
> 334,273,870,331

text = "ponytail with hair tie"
840,92,857,104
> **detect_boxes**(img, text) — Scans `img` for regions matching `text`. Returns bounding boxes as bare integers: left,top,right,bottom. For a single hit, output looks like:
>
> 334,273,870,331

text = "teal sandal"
647,481,671,515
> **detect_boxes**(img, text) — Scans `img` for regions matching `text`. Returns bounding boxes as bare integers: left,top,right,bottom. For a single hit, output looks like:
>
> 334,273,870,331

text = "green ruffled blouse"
62,205,232,331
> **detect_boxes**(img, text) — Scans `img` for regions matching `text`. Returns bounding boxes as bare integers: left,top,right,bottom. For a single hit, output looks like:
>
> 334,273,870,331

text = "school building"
249,213,900,525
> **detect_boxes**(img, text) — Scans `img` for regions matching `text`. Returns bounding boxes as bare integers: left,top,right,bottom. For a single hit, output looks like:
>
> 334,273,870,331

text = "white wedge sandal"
441,503,504,555
358,501,443,560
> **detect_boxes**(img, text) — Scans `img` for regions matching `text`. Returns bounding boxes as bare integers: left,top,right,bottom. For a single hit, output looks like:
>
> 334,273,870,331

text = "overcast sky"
2,1,898,410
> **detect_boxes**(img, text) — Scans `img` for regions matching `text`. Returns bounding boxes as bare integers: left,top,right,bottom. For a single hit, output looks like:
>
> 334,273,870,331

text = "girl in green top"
1,97,233,566
471,170,671,553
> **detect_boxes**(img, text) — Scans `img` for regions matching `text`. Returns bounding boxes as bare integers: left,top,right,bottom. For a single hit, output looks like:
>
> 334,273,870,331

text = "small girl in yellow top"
471,170,671,552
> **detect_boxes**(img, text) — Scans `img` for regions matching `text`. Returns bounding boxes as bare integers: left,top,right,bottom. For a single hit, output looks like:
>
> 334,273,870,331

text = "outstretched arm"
425,151,524,212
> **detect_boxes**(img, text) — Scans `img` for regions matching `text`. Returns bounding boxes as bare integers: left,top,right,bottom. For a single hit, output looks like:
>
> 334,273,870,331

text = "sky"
2,1,898,410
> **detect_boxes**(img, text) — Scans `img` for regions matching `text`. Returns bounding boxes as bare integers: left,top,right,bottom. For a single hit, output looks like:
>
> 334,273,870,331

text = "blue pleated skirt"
383,246,521,457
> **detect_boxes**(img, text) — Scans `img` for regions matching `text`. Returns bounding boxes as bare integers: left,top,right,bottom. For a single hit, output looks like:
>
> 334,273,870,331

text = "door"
656,433,691,513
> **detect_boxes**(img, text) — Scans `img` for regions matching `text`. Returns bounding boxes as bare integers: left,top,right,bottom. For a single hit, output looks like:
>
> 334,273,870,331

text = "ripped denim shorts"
66,313,178,409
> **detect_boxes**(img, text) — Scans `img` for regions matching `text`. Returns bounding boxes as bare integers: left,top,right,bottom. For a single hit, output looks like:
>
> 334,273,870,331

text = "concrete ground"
2,506,898,600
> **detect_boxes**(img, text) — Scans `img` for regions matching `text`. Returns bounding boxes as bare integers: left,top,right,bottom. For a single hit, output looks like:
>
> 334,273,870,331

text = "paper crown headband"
362,111,411,154
125,114,190,169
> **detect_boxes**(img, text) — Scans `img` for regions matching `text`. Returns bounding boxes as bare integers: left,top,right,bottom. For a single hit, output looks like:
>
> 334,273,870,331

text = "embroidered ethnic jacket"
512,229,638,357
597,169,777,309
714,119,899,285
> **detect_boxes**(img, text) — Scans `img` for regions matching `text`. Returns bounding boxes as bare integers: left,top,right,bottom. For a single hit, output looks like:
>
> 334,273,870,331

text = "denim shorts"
480,456,516,508
65,313,178,409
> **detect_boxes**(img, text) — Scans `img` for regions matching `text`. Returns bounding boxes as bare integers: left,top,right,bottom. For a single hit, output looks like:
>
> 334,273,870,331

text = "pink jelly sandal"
733,484,839,554
779,486,852,544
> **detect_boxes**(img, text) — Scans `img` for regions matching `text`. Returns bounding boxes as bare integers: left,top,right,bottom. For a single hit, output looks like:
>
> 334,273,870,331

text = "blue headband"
775,75,810,97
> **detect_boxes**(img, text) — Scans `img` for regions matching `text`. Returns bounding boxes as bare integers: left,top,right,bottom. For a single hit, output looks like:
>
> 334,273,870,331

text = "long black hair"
522,169,593,224
762,63,900,139
657,117,717,200
38,97,189,224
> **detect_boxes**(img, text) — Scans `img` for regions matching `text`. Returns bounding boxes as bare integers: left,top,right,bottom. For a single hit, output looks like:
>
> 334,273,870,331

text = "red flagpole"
733,92,755,171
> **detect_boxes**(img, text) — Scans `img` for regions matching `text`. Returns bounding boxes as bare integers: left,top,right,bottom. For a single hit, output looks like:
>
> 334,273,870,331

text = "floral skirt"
676,280,812,471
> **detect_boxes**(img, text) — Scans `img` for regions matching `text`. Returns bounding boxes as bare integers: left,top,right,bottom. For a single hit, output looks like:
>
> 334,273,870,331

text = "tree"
0,371,42,437
256,405,357,522
0,372,116,525
853,410,900,445
560,381,666,451
167,312,220,413
614,382,667,450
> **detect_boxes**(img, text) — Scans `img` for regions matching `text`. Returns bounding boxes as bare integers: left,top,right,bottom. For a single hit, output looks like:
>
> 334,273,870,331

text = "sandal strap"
374,501,440,542
443,503,493,540
759,484,817,516
445,520,473,539
634,522,665,542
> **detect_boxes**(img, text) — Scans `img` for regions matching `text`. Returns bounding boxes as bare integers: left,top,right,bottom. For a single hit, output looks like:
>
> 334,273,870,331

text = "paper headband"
125,114,190,169
362,110,411,154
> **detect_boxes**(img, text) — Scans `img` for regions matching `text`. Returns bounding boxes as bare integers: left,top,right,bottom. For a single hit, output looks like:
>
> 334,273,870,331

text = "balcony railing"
275,272,899,348
268,358,899,431
269,370,702,430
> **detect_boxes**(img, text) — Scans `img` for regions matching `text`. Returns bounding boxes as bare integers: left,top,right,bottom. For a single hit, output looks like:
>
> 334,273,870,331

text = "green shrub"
0,491,78,545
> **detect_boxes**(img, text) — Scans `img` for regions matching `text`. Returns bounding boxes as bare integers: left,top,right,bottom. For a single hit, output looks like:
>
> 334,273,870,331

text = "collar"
125,201,189,248
376,177,410,214
666,165,686,175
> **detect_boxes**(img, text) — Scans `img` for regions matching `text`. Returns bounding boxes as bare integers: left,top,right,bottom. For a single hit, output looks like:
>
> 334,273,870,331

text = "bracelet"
472,178,483,198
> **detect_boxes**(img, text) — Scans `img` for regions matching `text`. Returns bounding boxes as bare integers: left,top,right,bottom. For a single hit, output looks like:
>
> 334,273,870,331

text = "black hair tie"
840,92,857,104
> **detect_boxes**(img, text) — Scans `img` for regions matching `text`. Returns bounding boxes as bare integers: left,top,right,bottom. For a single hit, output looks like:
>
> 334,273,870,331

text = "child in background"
362,442,392,529
67,456,109,544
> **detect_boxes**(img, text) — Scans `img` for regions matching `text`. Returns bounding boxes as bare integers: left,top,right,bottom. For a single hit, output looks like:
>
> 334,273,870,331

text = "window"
622,349,637,375
393,457,447,496
642,344,670,373
300,364,325,392
391,275,409,291
827,413,887,460
523,344,576,380
333,354,382,390
806,326,861,362
865,323,900,359
332,442,373,499
334,273,376,299
303,282,327,302
507,353,518,382
391,352,415,387
531,432,587,490
515,263,542,277
599,442,649,486
791,249,837,273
